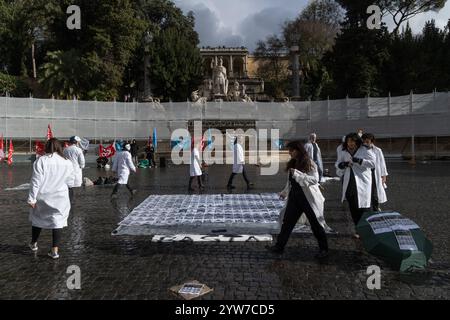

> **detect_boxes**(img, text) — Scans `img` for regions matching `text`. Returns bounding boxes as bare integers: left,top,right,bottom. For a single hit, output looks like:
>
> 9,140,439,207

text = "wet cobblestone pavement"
0,161,449,300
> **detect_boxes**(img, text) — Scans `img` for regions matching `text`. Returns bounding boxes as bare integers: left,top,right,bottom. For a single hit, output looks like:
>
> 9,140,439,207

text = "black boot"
111,184,120,199
265,244,284,254
188,177,195,192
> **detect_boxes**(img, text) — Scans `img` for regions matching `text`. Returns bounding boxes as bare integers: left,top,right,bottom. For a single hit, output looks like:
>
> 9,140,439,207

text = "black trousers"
189,176,203,189
69,188,74,202
371,169,380,211
147,153,155,166
112,183,134,195
31,226,62,247
346,170,371,226
227,166,250,186
276,191,328,251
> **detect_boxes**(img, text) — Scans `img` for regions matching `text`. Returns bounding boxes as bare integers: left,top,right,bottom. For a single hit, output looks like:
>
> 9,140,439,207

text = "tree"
1,0,204,100
443,20,450,90
381,23,420,95
148,27,203,101
381,0,447,33
284,0,344,59
0,72,29,96
323,20,391,98
254,35,290,99
39,50,84,99
415,20,447,91
336,0,383,27
0,0,57,77
283,0,344,99
126,0,203,101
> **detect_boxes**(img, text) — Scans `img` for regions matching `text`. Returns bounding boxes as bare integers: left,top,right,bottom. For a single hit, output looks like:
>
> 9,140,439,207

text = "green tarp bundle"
138,159,150,168
356,211,433,272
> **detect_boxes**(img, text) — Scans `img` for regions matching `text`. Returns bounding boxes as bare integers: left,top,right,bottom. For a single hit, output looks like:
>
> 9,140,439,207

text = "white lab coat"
232,143,244,174
28,153,75,229
112,151,136,184
305,141,323,176
190,147,202,177
372,145,388,204
335,146,376,208
278,161,330,230
336,144,344,173
63,145,85,187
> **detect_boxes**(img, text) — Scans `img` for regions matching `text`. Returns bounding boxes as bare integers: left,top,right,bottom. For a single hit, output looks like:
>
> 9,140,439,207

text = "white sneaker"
48,251,60,259
28,242,38,252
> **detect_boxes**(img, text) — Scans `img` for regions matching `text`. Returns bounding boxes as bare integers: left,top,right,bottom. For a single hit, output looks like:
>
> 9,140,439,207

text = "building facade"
199,47,268,101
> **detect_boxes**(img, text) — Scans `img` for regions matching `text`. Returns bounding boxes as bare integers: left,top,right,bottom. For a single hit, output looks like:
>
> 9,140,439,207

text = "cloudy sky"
173,0,450,52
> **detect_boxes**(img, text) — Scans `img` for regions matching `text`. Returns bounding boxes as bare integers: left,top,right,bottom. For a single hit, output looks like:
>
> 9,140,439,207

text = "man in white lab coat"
362,133,388,211
304,133,323,183
335,133,376,236
227,137,253,190
111,143,137,198
189,141,204,191
63,136,85,202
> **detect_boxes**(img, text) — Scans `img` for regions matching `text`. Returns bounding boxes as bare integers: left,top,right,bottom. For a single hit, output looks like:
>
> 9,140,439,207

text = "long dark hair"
343,133,362,151
286,140,312,173
45,138,65,158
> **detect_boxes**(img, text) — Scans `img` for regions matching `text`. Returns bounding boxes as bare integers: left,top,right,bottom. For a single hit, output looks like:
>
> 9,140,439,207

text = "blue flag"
207,129,213,150
115,140,123,152
274,139,284,150
153,128,157,150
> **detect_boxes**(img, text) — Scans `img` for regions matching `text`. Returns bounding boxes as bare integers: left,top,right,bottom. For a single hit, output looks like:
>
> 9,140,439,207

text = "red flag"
191,136,206,151
47,124,53,140
7,139,14,166
99,144,116,158
148,135,153,146
0,134,4,162
35,140,45,156
200,135,206,151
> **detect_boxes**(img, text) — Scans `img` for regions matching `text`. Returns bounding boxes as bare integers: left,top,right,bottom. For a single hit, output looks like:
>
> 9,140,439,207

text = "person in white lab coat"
362,133,388,211
266,141,329,259
111,143,137,198
335,133,376,236
336,135,347,164
188,140,204,191
27,138,75,259
63,136,85,202
304,133,323,183
227,137,253,190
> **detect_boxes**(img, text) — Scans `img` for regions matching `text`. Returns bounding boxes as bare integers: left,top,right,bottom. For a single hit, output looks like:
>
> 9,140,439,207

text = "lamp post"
143,31,153,101
290,34,301,99
290,45,300,98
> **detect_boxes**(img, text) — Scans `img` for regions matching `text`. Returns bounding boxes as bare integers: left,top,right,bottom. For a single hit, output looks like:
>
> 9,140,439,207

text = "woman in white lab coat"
63,136,85,201
335,133,376,233
278,167,334,233
188,140,204,191
362,133,388,211
111,143,137,198
266,141,329,259
227,137,252,190
27,138,75,259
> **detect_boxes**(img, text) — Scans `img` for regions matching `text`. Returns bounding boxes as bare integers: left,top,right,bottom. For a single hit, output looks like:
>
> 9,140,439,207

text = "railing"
1,91,449,140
